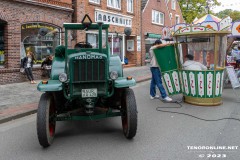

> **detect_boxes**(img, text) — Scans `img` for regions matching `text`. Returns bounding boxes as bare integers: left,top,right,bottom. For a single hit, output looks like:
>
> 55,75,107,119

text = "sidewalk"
0,66,151,124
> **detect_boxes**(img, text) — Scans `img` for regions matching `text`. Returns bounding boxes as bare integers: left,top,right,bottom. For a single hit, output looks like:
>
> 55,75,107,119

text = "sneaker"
163,96,172,102
150,95,160,100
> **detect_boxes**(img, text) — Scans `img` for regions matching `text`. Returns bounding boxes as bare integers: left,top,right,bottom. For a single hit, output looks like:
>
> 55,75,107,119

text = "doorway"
108,34,125,62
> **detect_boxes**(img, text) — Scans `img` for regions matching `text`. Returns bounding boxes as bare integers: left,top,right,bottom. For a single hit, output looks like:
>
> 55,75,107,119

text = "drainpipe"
98,22,103,53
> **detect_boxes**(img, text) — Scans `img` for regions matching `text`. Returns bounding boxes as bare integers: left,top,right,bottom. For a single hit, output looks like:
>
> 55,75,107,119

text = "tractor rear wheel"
121,88,138,139
37,92,56,148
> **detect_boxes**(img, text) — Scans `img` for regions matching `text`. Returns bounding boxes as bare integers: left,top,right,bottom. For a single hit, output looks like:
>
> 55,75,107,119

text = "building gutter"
14,0,73,12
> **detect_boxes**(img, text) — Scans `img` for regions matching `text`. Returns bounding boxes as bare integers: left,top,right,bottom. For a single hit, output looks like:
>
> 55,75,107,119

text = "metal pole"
98,22,103,53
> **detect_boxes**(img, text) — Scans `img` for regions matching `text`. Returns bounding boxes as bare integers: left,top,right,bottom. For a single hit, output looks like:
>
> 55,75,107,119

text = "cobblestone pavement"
0,66,151,123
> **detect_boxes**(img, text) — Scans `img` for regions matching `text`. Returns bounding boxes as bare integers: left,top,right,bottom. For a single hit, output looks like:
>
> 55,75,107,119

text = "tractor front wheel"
121,88,138,139
37,93,56,148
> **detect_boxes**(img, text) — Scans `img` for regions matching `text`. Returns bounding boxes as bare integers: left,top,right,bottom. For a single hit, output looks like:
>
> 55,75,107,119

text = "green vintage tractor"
36,15,138,148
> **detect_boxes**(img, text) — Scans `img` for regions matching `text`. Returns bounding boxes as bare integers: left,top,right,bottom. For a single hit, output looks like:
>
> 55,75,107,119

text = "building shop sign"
95,9,132,27
22,24,55,31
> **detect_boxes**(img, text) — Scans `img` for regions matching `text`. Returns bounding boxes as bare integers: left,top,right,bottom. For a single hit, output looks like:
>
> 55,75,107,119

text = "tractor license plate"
82,89,97,98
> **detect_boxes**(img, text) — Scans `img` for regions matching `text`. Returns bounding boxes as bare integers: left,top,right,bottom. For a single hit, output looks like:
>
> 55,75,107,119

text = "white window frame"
107,0,121,10
175,15,180,24
171,0,176,10
127,0,133,13
89,0,100,4
152,10,164,25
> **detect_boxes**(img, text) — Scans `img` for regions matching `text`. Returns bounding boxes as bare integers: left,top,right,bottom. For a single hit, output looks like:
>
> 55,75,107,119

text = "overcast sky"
212,0,240,13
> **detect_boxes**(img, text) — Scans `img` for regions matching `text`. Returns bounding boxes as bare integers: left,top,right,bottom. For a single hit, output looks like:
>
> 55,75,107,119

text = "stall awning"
147,33,161,39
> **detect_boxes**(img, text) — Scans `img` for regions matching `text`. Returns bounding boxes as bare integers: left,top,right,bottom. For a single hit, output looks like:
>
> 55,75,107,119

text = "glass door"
108,34,124,62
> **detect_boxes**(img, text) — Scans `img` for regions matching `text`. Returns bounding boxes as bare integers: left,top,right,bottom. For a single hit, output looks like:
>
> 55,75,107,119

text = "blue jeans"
150,67,167,98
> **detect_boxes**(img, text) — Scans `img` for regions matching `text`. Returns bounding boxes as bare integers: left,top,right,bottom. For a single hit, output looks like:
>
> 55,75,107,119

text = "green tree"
178,0,220,23
216,9,240,21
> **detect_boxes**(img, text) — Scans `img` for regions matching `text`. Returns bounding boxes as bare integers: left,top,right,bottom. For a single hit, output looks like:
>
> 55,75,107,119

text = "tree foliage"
216,9,240,22
178,0,220,23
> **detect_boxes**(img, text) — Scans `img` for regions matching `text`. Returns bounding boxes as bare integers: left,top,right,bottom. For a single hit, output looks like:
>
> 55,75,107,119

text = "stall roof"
193,14,221,24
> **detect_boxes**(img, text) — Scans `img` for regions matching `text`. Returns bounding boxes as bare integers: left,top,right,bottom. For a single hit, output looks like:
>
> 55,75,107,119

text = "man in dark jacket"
41,55,53,78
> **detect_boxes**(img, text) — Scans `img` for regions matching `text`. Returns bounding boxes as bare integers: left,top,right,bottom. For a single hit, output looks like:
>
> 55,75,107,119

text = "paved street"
0,81,240,160
0,66,151,123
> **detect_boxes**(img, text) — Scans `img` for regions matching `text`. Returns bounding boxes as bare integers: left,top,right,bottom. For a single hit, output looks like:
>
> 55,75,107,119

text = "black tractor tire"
53,91,66,113
37,92,56,148
121,88,138,139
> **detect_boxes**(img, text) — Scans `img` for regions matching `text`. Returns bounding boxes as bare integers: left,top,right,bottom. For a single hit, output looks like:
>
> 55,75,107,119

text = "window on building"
152,10,164,25
0,24,5,67
89,0,100,4
108,0,121,9
175,15,180,24
86,31,107,49
171,0,176,10
21,23,61,65
108,35,124,61
127,0,133,13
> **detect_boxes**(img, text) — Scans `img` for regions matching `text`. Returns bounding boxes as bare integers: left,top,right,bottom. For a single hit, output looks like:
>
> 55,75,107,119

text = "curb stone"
0,77,151,124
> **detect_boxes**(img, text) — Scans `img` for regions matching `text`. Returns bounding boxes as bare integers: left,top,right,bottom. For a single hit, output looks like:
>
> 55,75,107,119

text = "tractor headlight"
59,73,67,82
110,71,118,80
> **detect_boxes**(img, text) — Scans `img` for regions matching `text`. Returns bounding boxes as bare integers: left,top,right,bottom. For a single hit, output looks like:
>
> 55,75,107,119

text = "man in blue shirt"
231,45,240,68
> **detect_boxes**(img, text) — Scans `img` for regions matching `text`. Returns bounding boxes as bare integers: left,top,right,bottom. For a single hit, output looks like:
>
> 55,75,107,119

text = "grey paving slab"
0,66,152,123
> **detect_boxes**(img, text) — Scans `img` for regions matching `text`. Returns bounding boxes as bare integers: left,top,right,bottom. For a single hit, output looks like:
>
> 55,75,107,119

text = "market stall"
155,17,234,106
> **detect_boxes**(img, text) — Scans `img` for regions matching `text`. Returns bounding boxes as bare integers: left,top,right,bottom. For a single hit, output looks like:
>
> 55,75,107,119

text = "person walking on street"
21,51,36,84
149,40,172,102
231,45,240,69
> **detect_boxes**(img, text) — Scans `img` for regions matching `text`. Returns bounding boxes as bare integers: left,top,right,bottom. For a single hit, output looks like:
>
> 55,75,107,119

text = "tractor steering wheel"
74,42,92,49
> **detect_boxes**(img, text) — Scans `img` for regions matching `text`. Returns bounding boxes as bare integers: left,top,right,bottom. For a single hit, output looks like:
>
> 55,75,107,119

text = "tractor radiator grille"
73,59,106,82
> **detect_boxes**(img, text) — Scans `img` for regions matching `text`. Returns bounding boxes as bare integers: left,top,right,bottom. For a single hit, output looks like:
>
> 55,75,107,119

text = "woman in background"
21,51,36,84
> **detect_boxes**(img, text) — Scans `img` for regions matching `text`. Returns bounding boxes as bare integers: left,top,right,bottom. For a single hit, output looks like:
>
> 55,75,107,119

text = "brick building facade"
141,0,184,65
0,0,184,84
73,0,141,67
0,0,72,84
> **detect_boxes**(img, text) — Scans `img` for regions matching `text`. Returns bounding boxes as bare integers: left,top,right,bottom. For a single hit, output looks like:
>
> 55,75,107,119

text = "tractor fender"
37,80,62,92
114,77,136,88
